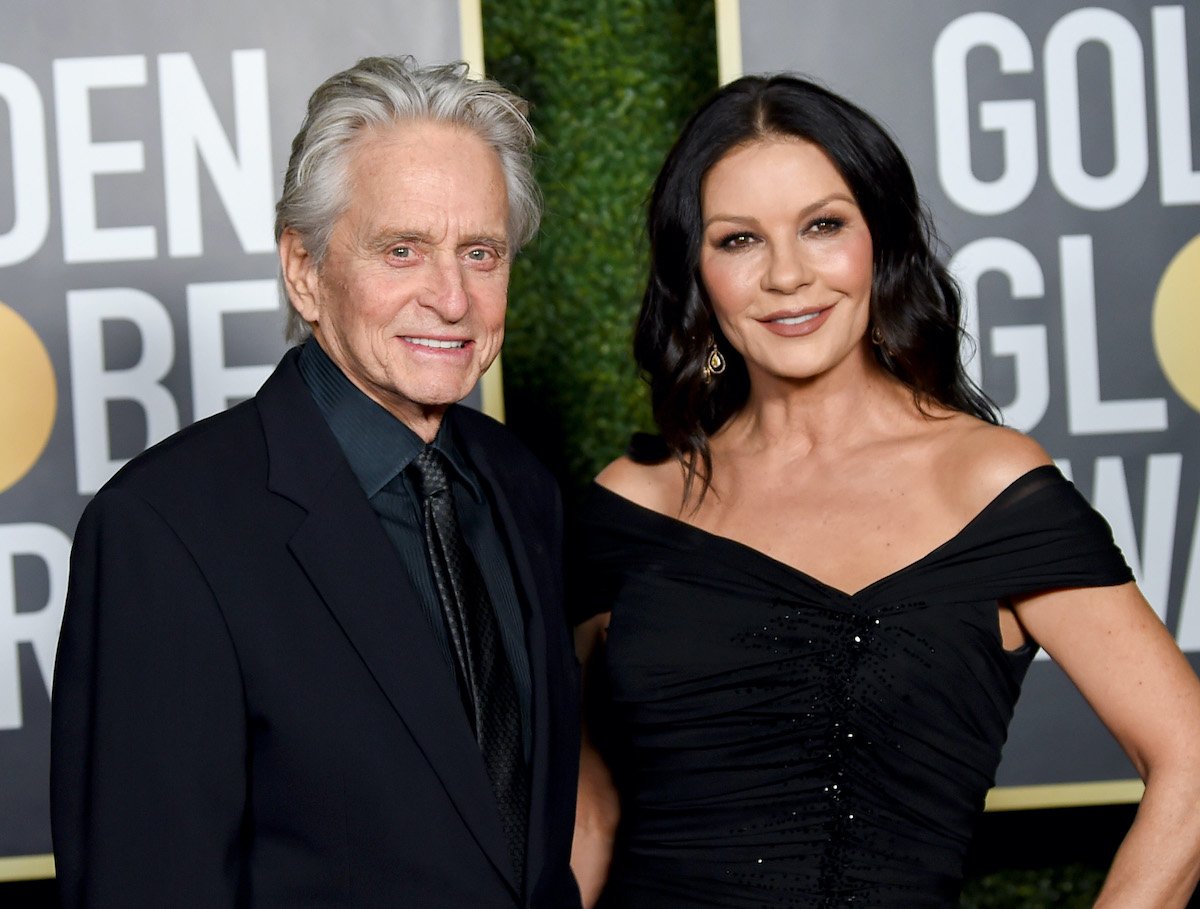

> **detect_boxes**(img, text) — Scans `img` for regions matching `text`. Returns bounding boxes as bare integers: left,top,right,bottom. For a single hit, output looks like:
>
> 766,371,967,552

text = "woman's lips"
759,304,834,336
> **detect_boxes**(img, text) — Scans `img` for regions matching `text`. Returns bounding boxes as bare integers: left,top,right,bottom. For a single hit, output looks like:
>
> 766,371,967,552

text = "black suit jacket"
51,349,582,908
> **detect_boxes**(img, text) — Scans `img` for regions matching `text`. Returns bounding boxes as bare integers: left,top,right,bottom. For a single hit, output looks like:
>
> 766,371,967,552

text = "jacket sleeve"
51,487,247,907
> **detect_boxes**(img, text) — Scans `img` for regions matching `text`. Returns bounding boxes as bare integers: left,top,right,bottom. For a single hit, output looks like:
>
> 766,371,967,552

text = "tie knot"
408,446,450,499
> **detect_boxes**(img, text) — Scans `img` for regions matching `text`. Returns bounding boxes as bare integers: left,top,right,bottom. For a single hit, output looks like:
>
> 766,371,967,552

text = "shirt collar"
296,339,483,501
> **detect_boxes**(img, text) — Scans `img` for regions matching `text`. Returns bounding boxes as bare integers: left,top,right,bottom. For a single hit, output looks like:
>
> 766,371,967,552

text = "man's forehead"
350,197,510,246
340,125,510,242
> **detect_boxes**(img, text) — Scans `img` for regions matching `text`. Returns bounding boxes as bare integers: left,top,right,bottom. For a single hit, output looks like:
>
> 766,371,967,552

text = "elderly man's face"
284,120,511,440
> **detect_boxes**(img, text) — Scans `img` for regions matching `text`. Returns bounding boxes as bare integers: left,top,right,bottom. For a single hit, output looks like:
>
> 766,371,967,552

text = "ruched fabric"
573,465,1132,908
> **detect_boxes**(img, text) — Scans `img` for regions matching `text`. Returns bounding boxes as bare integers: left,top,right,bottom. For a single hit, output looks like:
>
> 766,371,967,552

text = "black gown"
572,465,1133,908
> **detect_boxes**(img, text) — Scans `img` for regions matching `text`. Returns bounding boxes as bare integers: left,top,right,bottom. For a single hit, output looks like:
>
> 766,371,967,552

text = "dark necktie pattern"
408,446,529,886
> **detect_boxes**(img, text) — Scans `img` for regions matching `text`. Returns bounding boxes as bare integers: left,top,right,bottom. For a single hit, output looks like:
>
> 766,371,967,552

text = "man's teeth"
773,311,820,325
406,337,466,349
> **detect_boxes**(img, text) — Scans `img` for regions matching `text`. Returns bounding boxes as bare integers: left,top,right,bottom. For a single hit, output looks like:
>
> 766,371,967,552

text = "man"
51,56,581,909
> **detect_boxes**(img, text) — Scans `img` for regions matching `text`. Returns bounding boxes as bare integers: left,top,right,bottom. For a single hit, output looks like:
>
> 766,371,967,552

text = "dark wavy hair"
634,74,998,502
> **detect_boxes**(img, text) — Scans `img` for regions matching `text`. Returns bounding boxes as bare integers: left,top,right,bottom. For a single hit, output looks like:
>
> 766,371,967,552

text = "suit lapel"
255,353,520,897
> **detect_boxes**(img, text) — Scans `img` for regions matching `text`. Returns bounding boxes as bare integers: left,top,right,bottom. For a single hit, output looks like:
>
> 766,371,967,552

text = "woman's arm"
572,612,621,908
1014,582,1200,908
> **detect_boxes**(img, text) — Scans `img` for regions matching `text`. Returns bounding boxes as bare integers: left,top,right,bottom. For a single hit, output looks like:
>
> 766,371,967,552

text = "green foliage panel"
483,0,717,495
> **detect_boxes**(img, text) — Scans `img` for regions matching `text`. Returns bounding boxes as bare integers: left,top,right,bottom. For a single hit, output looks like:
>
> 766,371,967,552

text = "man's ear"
279,228,320,324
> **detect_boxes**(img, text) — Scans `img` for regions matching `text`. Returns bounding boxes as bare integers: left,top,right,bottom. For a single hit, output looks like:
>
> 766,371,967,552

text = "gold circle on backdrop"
1152,235,1200,414
0,301,58,494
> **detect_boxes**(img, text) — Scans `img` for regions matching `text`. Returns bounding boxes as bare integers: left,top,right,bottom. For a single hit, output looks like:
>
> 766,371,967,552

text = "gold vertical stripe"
480,359,506,423
458,0,505,421
458,0,485,75
715,0,743,84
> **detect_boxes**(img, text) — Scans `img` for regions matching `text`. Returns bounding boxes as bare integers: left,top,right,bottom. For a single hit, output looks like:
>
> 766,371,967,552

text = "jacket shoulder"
103,399,266,498
101,348,312,503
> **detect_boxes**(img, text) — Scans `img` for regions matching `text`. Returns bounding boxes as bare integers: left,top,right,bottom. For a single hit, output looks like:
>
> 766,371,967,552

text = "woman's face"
698,136,875,389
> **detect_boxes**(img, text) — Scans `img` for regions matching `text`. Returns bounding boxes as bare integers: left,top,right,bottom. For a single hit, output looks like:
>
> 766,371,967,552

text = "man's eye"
391,246,413,259
467,247,504,265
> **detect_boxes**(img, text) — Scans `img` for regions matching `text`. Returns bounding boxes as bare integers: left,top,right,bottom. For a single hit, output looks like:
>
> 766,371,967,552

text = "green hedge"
483,4,1112,906
483,0,716,495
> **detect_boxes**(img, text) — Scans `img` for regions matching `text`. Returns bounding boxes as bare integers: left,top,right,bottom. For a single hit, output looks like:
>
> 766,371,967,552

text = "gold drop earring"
702,340,726,383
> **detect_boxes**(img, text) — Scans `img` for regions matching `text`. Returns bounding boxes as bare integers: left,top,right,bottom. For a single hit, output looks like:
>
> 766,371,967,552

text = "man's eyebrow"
368,229,434,248
363,231,509,253
460,234,509,251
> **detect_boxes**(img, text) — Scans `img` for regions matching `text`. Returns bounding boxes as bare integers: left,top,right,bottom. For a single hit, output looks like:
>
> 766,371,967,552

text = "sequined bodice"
572,466,1131,908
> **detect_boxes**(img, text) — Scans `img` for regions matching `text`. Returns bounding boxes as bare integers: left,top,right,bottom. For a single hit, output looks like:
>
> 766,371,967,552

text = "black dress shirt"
297,340,531,755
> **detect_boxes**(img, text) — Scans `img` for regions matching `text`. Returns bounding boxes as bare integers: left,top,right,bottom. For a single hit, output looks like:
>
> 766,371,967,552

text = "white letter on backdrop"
160,50,273,257
54,56,156,262
68,288,179,493
1153,6,1200,205
933,12,1037,215
0,523,70,731
1044,8,1148,209
187,279,278,420
950,237,1049,431
0,64,50,267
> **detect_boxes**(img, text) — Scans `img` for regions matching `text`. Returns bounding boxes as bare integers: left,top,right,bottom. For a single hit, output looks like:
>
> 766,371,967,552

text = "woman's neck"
716,357,917,460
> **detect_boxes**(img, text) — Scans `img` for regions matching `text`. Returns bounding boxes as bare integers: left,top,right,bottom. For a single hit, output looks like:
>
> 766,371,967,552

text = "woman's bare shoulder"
595,455,686,516
933,417,1054,511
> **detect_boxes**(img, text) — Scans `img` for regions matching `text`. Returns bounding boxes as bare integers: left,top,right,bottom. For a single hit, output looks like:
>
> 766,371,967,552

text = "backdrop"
720,0,1200,809
0,0,482,879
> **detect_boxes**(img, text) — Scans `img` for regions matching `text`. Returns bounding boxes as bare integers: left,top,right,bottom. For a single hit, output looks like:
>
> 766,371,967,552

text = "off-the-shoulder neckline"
586,464,1064,600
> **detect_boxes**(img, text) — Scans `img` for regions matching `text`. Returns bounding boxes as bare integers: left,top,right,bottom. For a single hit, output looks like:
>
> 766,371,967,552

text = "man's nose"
426,255,470,320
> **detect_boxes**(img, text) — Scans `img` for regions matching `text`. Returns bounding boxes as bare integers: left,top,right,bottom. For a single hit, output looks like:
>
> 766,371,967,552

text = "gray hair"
275,55,541,341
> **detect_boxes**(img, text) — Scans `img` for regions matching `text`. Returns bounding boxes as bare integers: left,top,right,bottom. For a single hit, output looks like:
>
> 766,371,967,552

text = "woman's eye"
806,217,845,235
719,232,756,249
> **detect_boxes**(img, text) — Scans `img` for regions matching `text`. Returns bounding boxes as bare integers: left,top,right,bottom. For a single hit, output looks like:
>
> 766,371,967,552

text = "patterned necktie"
407,445,529,886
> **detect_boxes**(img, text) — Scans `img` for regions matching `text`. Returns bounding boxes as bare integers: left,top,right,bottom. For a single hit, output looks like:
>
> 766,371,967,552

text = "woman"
570,75,1200,908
